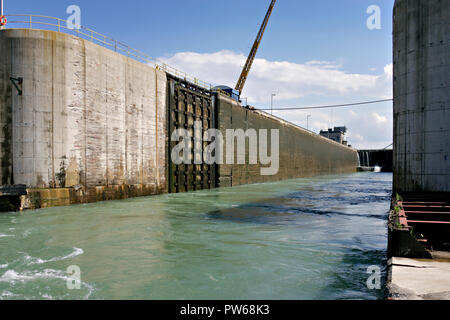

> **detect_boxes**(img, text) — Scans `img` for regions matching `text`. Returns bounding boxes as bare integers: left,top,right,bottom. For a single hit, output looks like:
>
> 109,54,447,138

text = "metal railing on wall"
3,14,214,91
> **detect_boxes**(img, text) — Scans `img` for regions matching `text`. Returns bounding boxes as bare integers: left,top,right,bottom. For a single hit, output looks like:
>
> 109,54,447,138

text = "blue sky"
3,0,395,149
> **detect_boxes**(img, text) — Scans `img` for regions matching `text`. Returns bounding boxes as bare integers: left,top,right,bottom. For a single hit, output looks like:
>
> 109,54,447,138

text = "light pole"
271,93,276,115
307,114,311,131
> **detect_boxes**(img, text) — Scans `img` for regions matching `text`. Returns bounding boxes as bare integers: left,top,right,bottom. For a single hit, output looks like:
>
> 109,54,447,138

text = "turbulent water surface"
0,172,391,300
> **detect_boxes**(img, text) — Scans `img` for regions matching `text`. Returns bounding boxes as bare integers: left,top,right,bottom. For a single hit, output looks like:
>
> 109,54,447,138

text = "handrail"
2,14,214,91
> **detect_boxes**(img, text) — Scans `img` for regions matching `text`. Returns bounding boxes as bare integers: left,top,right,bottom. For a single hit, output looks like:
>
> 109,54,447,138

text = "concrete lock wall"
393,0,450,193
1,28,358,209
216,94,358,187
0,29,167,207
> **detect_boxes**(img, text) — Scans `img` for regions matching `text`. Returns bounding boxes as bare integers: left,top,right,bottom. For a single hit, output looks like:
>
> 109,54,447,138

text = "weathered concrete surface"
388,257,450,300
1,29,357,207
393,0,450,193
217,94,358,187
0,28,12,186
0,29,167,207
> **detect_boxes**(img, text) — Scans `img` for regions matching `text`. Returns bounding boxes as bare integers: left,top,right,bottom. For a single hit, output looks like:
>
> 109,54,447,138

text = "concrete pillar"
393,0,450,193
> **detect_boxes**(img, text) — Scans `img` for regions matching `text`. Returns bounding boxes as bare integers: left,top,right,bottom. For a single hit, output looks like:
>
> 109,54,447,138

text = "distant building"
320,126,348,145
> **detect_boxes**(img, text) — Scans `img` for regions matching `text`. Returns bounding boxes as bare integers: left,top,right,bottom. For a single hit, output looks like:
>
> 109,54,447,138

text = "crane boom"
235,0,277,95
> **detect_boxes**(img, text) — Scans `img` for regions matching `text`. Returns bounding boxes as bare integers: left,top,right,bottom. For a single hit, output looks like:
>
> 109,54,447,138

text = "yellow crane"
235,0,277,96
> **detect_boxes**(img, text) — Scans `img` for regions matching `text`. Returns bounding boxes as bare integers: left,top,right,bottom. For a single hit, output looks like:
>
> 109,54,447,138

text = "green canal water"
0,172,391,300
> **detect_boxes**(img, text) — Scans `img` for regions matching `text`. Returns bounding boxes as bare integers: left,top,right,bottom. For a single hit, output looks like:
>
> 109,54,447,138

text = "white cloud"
159,50,393,102
274,106,393,150
158,50,393,149
372,112,388,124
384,63,393,78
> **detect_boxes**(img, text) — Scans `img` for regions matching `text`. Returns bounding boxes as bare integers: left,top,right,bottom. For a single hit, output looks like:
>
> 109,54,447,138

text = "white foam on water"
24,247,84,265
0,269,37,282
0,264,8,269
0,268,96,299
41,293,53,300
23,255,45,265
21,230,31,237
206,273,219,282
0,291,17,300
0,234,12,238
